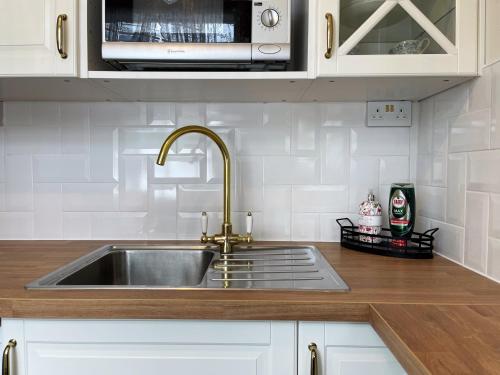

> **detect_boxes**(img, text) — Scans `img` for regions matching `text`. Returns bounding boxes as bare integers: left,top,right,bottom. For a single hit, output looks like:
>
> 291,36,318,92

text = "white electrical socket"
367,101,412,127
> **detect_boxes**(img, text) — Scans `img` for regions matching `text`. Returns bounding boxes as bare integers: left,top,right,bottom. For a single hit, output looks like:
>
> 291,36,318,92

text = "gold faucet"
157,125,252,255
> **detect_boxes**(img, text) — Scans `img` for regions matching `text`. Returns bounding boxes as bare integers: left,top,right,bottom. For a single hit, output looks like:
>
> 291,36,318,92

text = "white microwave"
102,0,291,68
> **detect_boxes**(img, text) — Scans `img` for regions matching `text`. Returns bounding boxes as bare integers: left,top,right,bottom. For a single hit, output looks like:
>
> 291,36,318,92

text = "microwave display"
104,0,252,44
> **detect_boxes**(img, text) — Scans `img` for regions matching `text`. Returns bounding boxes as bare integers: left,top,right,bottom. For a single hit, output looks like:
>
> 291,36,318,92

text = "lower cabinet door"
298,322,406,375
4,319,296,375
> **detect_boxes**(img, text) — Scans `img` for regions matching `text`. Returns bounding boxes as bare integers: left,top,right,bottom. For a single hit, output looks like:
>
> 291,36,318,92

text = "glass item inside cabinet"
339,0,456,55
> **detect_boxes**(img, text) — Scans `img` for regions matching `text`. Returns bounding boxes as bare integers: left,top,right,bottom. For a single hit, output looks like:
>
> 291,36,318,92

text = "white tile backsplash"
0,101,411,243
416,60,500,283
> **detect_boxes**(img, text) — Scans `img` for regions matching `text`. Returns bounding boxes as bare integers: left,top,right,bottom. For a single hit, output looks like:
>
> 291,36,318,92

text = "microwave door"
102,0,253,62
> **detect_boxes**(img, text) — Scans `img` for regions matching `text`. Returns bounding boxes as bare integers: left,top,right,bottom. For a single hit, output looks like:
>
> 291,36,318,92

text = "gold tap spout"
157,125,250,255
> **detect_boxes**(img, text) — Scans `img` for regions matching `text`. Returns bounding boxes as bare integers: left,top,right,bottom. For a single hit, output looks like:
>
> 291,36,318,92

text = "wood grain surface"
1,240,500,374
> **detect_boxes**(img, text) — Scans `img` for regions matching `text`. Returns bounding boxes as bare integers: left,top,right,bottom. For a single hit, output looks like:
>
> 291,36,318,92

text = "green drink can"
389,183,416,241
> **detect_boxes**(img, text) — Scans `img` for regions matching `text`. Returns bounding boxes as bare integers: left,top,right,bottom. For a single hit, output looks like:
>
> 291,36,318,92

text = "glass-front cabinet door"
316,0,478,76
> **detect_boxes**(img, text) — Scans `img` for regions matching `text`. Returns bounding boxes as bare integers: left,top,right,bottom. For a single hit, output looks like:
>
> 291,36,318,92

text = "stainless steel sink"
26,245,349,292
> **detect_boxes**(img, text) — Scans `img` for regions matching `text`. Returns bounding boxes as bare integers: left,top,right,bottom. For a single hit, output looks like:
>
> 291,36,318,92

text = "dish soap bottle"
389,183,416,246
358,193,382,243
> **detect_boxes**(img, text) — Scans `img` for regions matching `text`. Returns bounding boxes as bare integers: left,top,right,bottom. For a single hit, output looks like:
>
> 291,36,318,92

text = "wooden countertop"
1,240,500,374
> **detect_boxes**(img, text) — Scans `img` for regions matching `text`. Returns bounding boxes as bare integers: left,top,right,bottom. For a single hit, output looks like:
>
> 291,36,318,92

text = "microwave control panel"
252,0,291,44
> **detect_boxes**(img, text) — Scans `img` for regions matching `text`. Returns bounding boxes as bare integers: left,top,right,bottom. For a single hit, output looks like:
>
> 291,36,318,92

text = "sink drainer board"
25,245,349,292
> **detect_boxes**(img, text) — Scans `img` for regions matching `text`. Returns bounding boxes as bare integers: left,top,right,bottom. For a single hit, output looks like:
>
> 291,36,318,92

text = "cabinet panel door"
22,320,296,375
0,0,77,76
298,322,406,375
316,0,339,76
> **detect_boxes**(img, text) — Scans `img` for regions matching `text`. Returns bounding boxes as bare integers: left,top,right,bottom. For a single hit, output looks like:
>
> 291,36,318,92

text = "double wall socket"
367,101,412,127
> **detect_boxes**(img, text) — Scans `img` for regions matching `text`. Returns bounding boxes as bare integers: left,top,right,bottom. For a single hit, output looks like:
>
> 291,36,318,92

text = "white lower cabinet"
1,319,406,375
298,322,406,375
1,319,296,375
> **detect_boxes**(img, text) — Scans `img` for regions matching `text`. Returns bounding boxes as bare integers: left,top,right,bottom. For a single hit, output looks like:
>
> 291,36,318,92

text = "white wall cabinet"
316,0,478,76
298,322,406,375
1,319,296,375
0,0,78,77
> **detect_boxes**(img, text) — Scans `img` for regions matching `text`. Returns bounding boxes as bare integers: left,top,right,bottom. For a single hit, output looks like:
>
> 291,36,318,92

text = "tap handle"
201,212,208,235
246,212,253,235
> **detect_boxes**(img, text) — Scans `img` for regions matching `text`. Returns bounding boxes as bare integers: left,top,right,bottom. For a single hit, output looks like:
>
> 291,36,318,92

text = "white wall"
416,60,500,282
0,101,412,241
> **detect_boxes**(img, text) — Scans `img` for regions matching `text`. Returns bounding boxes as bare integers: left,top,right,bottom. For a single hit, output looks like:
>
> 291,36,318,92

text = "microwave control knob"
261,9,279,28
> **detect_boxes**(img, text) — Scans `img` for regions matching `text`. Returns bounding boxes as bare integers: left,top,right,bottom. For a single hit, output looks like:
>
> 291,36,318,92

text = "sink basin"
26,245,349,291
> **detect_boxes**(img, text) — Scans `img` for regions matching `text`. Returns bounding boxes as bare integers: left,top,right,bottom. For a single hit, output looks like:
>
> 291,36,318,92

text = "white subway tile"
292,213,320,241
351,128,410,156
62,123,90,154
378,184,391,226
417,98,433,155
176,103,206,126
416,154,432,186
489,194,500,239
320,128,349,185
464,192,489,273
146,184,176,240
292,185,348,213
234,157,263,212
5,126,61,155
429,219,464,263
34,183,62,239
467,150,500,193
60,103,89,128
448,109,490,152
178,184,222,212
261,211,291,241
469,68,492,112
207,103,263,128
0,184,6,211
431,154,447,187
146,103,176,126
434,84,468,120
150,155,206,184
119,127,173,155
90,102,146,126
320,213,358,242
263,185,291,211
119,156,148,211
321,102,366,127
33,155,89,183
0,213,33,239
492,63,500,149
6,155,33,211
446,154,466,226
264,156,320,185
30,102,60,126
488,238,500,281
432,116,448,155
417,185,446,221
349,156,379,212
3,102,32,125
91,212,147,240
379,156,409,185
263,103,291,128
90,127,119,182
292,104,320,155
236,127,290,155
63,212,91,239
0,129,6,182
63,183,119,212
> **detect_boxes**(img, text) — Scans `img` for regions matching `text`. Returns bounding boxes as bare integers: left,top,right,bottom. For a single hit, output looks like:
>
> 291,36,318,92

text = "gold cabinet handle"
325,13,334,59
2,340,17,375
57,14,68,59
308,343,318,375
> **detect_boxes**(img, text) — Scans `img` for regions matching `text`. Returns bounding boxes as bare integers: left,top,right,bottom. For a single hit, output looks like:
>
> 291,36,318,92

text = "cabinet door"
316,0,478,77
298,322,406,375
19,320,295,375
0,0,77,77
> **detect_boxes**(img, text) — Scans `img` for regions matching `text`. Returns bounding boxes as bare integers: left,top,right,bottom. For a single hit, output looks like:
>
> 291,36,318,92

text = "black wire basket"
336,218,438,259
